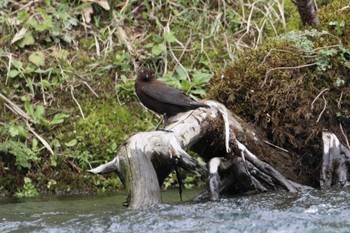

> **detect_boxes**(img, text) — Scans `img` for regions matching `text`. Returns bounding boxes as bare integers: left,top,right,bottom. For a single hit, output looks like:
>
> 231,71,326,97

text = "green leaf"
40,79,51,88
29,51,45,67
23,64,35,74
32,138,38,152
29,15,53,31
12,59,23,70
163,32,176,43
192,72,213,85
11,27,27,44
0,140,38,169
52,49,69,60
190,88,206,97
8,70,20,78
65,139,77,147
180,80,192,92
151,43,166,56
144,42,154,48
24,101,35,118
159,76,181,89
50,154,57,167
50,113,69,125
8,124,27,137
16,11,30,22
34,105,45,121
17,31,35,48
24,177,32,184
175,66,187,80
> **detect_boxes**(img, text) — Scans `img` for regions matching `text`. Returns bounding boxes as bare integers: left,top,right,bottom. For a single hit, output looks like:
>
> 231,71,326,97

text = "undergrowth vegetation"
0,0,345,196
208,0,350,186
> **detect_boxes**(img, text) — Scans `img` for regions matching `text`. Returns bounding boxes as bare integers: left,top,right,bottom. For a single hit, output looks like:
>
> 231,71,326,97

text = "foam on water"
1,188,350,233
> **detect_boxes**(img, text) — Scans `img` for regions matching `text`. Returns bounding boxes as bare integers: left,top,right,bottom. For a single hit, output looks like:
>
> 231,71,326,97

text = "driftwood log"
89,100,320,208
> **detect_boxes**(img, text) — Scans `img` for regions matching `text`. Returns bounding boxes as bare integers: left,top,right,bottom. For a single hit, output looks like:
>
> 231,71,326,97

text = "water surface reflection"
1,188,350,233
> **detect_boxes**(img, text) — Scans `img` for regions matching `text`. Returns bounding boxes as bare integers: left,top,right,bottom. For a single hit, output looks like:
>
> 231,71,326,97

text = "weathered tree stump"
321,132,350,189
89,100,309,208
293,0,320,26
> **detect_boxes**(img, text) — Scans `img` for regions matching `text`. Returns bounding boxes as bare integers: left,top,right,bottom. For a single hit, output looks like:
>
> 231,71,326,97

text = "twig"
40,75,47,105
313,44,343,52
67,160,83,173
1,93,55,155
26,121,54,156
0,93,33,122
259,49,317,68
70,86,85,120
339,123,350,150
255,18,266,47
168,43,191,82
338,5,350,12
82,81,99,98
176,30,192,65
9,0,39,16
263,140,289,153
337,91,343,109
115,72,123,106
246,1,258,33
120,0,130,14
240,0,245,19
259,49,298,67
5,53,12,85
311,88,329,110
276,0,286,28
116,25,134,55
223,32,235,61
94,35,100,57
316,95,327,123
262,63,316,87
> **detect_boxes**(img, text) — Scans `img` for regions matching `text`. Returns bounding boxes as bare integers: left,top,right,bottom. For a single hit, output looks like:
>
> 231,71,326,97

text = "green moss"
318,0,350,44
208,3,350,186
65,99,154,165
284,1,302,32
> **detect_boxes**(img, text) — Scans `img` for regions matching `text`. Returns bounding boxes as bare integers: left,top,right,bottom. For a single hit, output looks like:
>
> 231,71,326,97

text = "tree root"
89,100,308,208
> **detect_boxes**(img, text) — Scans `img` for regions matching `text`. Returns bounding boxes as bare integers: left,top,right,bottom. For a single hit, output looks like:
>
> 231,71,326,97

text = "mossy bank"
208,0,350,186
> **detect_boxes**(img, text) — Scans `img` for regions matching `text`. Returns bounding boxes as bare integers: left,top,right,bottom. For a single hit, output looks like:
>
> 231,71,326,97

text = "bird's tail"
191,102,210,108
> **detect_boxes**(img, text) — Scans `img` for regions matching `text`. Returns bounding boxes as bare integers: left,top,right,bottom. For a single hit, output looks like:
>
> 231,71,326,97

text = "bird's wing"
141,83,194,107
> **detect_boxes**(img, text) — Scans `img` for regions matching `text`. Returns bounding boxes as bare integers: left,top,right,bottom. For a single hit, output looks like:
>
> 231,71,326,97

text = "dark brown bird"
135,68,209,121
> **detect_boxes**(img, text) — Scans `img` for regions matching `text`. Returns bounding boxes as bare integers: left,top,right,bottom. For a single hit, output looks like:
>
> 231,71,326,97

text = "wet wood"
320,132,350,189
89,100,306,208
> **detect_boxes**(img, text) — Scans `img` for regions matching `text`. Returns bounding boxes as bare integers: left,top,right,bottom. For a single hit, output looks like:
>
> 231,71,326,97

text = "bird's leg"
155,114,173,132
154,114,165,130
174,157,183,202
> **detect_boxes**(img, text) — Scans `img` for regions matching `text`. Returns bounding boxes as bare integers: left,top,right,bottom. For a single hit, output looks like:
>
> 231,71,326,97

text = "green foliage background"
0,0,348,196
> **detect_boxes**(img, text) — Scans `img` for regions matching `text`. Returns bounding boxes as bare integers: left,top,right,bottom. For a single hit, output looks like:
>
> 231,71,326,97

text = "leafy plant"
15,177,39,198
116,74,136,102
315,48,338,71
23,101,69,128
0,140,40,169
158,66,213,97
7,123,28,138
72,150,93,170
329,20,346,36
24,101,46,124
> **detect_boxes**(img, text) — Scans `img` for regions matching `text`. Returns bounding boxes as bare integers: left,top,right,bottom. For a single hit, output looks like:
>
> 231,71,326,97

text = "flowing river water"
1,188,350,233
